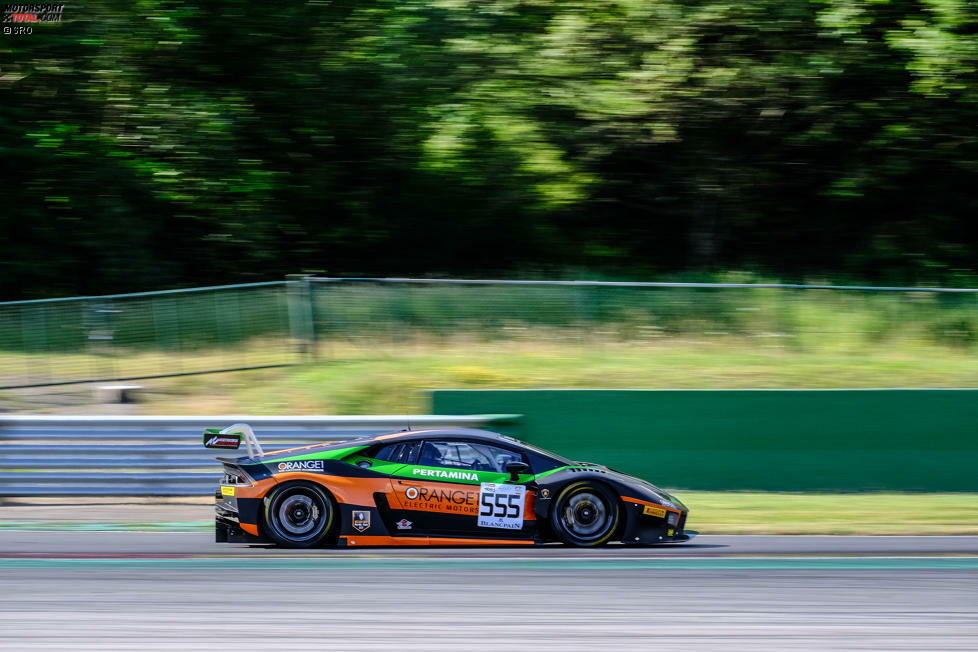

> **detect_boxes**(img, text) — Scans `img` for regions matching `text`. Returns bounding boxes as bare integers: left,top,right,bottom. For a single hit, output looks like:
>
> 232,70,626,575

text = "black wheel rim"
559,490,613,541
272,489,327,542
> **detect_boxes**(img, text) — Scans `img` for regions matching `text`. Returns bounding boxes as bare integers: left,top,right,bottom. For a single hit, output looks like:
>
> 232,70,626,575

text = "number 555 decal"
478,483,525,530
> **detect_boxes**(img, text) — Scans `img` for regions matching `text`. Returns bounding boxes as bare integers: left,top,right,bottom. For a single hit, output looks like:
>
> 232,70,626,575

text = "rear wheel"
263,481,335,548
550,482,620,547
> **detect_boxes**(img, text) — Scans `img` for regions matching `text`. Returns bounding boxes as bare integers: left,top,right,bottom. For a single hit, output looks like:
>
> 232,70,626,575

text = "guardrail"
0,414,519,496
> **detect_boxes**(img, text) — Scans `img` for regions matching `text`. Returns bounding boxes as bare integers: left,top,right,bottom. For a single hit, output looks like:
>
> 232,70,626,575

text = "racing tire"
550,481,620,547
263,481,336,548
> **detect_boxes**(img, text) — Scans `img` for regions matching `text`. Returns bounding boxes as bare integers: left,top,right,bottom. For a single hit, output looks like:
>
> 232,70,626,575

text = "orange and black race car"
204,424,695,548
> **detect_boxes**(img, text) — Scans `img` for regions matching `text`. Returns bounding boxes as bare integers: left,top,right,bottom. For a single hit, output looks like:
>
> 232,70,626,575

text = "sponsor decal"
204,434,241,449
667,528,675,537
276,459,325,472
399,484,479,515
396,519,412,530
478,482,525,530
352,510,371,532
643,505,667,518
412,468,478,482
220,485,235,497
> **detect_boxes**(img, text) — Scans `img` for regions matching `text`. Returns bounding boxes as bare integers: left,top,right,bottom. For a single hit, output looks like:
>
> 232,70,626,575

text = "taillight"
222,466,251,485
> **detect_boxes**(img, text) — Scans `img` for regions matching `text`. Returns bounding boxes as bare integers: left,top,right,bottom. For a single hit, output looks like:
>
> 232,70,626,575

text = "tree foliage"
3,0,978,298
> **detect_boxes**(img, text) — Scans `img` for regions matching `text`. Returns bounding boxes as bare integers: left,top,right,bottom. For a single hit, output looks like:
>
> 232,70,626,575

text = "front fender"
533,468,686,544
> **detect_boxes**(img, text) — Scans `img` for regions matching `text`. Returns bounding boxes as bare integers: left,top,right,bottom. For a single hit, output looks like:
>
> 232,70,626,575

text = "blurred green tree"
2,0,978,298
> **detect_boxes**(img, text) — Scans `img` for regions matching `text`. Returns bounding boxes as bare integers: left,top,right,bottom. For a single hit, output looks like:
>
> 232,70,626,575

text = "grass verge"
679,492,978,535
61,336,978,415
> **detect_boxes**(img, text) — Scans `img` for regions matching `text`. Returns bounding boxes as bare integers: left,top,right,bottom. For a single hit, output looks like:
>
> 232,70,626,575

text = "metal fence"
0,414,518,496
6,275,978,390
306,277,978,349
0,281,298,389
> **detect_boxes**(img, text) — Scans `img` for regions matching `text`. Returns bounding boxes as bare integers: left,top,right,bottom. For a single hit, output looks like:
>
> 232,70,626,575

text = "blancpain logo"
412,468,478,481
276,460,324,472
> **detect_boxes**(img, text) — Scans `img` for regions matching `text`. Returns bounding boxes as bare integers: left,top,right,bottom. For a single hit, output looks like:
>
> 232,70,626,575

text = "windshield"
499,434,573,465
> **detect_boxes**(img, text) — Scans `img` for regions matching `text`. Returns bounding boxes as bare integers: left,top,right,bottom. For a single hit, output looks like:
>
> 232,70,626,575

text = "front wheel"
263,481,336,548
550,482,620,547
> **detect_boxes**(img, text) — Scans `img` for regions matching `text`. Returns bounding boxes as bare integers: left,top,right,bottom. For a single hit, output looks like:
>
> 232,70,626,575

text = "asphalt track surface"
2,531,978,556
2,534,977,651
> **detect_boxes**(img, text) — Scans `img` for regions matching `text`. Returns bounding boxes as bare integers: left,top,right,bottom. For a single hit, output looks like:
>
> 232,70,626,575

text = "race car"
204,424,695,548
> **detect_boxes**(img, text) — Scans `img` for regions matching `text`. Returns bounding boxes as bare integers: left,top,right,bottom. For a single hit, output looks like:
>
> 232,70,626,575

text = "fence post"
22,305,49,385
287,274,316,360
574,283,589,343
86,299,117,381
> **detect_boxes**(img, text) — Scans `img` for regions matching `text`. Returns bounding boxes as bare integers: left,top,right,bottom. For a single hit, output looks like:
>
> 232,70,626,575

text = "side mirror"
506,461,530,482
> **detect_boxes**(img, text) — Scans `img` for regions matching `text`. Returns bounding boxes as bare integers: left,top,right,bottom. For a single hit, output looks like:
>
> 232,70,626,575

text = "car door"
384,439,536,538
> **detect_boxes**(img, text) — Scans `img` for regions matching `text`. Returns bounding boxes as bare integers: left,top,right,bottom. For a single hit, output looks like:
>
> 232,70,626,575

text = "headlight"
655,495,678,510
667,511,678,526
658,492,687,511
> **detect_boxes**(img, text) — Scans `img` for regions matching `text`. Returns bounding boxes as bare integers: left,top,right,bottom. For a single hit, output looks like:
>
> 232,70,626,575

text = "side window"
474,444,524,472
419,441,493,471
374,443,403,462
418,441,525,473
402,441,422,464
372,440,421,464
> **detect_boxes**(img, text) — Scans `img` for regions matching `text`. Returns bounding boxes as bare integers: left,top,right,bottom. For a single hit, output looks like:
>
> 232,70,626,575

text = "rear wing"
202,423,265,458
